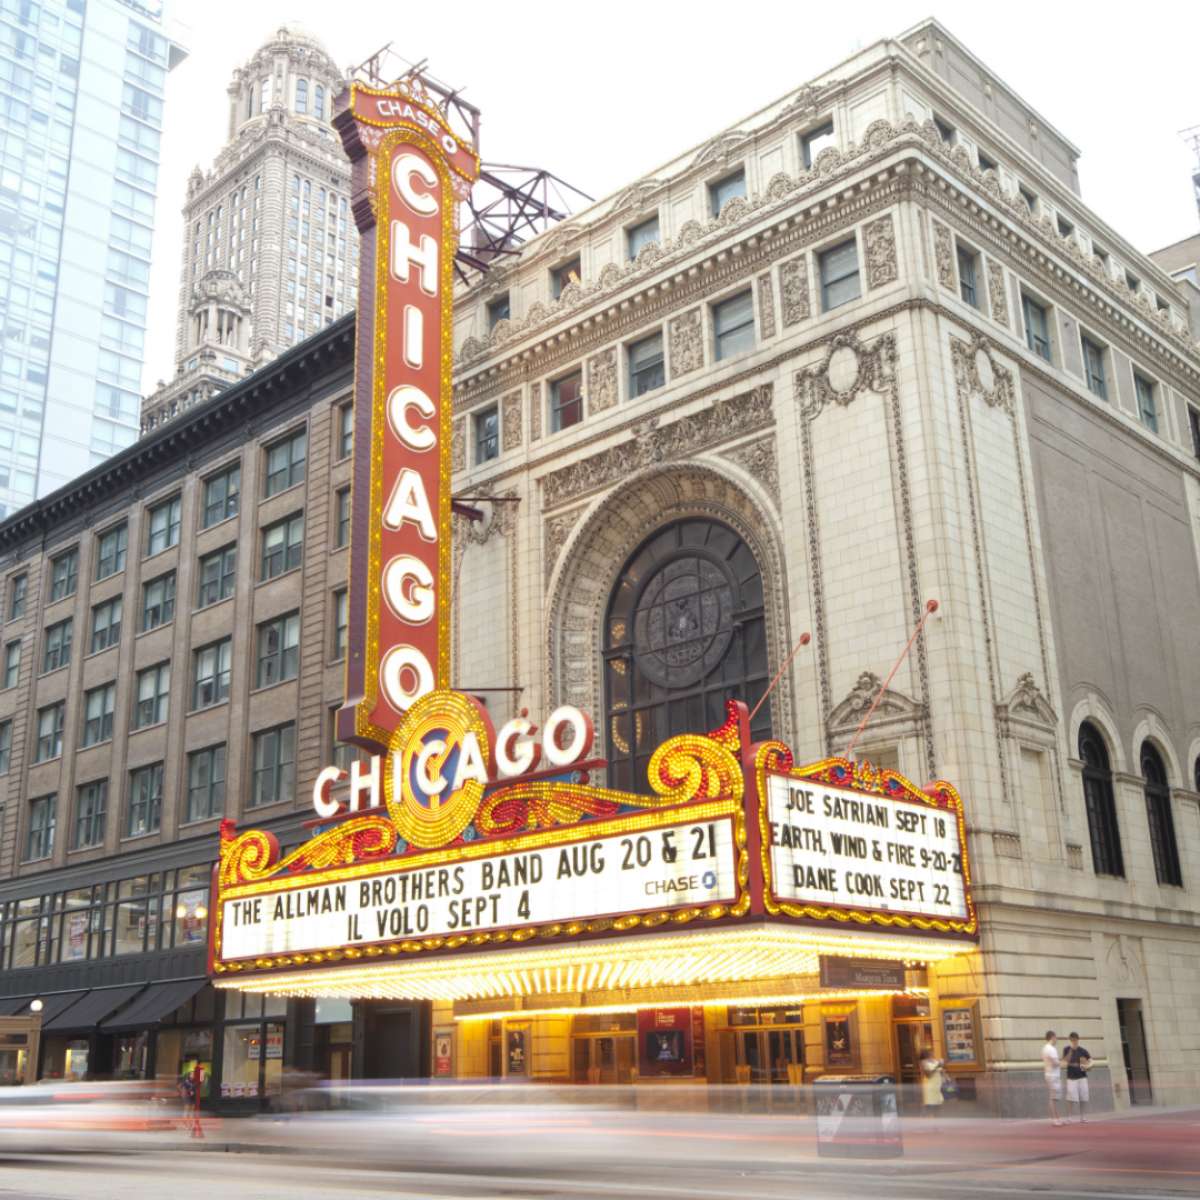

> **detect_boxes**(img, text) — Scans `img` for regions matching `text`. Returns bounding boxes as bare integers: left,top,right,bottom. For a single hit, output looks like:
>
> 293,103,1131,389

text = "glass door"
573,1034,636,1084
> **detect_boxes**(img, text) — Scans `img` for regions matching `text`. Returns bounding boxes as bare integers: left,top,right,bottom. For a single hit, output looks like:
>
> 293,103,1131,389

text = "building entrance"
1117,998,1152,1105
729,1027,804,1084
572,1033,636,1083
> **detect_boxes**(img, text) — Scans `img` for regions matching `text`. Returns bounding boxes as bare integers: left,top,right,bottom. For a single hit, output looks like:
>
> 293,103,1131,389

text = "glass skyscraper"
0,0,184,516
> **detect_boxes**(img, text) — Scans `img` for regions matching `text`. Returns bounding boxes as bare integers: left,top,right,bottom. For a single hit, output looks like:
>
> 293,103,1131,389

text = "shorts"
1045,1073,1062,1100
1066,1076,1089,1104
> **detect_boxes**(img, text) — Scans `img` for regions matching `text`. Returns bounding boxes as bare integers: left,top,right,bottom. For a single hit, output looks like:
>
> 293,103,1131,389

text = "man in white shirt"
1042,1030,1063,1126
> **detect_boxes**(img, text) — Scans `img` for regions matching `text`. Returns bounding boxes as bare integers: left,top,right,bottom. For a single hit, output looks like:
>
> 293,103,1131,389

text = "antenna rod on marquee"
844,599,939,760
749,631,812,724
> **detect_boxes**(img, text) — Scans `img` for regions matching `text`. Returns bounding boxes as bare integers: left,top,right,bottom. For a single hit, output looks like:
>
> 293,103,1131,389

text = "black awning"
0,994,34,1015
101,978,207,1030
42,985,144,1032
27,990,91,1024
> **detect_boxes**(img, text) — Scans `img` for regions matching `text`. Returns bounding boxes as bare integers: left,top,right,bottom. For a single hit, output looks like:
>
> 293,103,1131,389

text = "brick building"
2,19,1199,1113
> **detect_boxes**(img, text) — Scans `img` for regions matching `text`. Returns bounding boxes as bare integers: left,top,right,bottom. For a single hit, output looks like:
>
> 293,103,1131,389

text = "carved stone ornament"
756,274,776,340
987,260,1009,327
668,308,704,377
501,391,523,452
692,130,750,169
992,832,1022,860
779,255,811,326
719,435,780,507
450,416,466,473
529,382,542,442
932,219,956,291
611,177,664,216
863,214,898,289
953,332,1014,413
587,346,618,416
543,504,588,583
541,383,774,510
994,671,1058,735
795,329,896,418
828,670,925,736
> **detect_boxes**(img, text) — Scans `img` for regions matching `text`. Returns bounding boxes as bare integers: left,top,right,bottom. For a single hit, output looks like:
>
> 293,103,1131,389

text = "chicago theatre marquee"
208,77,985,1095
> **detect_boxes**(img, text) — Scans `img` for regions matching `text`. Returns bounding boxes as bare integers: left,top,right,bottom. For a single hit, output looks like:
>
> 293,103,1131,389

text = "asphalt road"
2,1108,1198,1200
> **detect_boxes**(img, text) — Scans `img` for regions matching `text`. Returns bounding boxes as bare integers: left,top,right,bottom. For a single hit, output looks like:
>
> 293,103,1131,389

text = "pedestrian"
920,1045,945,1114
1042,1030,1063,1126
1062,1032,1092,1123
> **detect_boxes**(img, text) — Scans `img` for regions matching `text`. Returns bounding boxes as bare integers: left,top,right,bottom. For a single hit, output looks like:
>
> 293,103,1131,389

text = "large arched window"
1141,742,1182,886
314,84,325,120
295,78,308,114
604,519,770,793
1079,722,1124,877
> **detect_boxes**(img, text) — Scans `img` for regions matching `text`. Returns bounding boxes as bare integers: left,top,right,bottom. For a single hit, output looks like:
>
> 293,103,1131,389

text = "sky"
143,0,1200,390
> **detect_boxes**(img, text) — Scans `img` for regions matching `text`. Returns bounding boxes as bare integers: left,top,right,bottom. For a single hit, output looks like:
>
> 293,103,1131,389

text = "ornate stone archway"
546,460,794,758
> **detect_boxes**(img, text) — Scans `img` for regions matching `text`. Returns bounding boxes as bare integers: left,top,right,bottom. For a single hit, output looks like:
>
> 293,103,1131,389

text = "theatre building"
4,19,1200,1117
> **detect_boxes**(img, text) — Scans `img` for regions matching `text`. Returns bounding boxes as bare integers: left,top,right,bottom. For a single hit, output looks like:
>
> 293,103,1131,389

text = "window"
256,613,299,687
818,239,861,311
250,723,295,808
708,169,745,217
1134,373,1158,433
4,640,20,689
604,519,770,793
202,463,240,527
50,547,78,600
486,293,510,330
1125,270,1140,295
1188,405,1200,461
332,589,348,659
1093,244,1110,272
1141,743,1181,886
1079,722,1123,877
334,487,351,548
26,795,55,861
141,572,175,631
1022,293,1052,361
331,706,355,772
713,290,755,360
263,428,307,496
628,332,666,396
474,407,499,464
9,573,26,620
1056,214,1074,240
261,514,304,579
295,77,308,114
626,215,660,260
0,720,9,774
1018,184,1038,215
977,149,997,173
957,244,980,309
81,682,115,747
90,597,122,653
550,371,583,433
801,120,835,169
42,618,72,673
196,544,237,607
550,257,581,299
127,763,163,837
133,662,170,728
95,524,128,580
314,84,325,119
186,745,226,823
932,115,956,145
192,638,232,709
73,781,106,849
35,701,65,762
337,403,353,459
145,495,181,555
1081,336,1108,400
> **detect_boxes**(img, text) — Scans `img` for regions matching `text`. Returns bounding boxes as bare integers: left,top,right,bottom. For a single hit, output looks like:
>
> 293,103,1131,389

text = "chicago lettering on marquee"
334,84,480,753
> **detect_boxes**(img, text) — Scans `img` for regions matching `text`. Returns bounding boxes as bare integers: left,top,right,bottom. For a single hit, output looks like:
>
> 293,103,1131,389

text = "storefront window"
173,889,209,946
114,1032,150,1079
59,888,93,962
222,1025,262,1100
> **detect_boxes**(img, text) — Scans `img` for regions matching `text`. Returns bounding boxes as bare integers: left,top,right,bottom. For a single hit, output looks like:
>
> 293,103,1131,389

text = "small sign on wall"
433,1028,454,1077
819,957,906,990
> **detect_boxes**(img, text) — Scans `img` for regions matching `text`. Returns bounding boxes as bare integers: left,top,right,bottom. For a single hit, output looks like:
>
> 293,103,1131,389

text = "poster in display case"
941,1002,982,1066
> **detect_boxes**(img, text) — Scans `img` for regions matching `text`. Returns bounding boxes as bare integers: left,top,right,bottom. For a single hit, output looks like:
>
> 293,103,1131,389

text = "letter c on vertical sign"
392,153,439,216
387,384,436,452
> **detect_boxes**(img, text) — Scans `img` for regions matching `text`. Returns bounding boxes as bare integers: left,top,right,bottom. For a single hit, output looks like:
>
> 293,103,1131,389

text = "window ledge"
136,621,175,639
85,644,120,661
129,719,168,734
257,566,302,588
194,594,236,615
200,512,239,534
250,677,298,696
78,736,114,752
188,697,231,717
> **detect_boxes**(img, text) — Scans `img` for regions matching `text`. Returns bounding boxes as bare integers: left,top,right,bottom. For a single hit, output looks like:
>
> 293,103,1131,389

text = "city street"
2,1108,1198,1200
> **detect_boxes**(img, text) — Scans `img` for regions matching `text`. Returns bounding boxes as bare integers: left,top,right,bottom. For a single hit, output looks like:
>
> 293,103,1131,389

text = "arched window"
314,84,325,120
1141,742,1182,886
260,77,271,110
1194,753,1200,795
1079,722,1123,877
604,519,770,793
295,78,308,114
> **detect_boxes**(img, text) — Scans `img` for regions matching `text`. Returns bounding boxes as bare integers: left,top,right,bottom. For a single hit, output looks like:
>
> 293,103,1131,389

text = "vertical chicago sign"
334,85,480,753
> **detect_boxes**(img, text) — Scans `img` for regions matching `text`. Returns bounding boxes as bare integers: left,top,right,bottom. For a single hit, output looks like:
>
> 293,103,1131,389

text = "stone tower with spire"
142,27,356,432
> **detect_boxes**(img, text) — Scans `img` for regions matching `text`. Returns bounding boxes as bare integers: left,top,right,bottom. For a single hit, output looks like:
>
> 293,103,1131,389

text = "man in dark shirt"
1062,1032,1092,1123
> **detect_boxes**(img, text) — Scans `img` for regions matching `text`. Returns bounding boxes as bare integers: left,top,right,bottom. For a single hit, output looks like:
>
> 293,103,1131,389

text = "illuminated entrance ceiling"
215,926,972,1003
